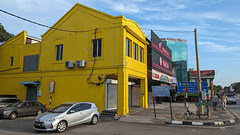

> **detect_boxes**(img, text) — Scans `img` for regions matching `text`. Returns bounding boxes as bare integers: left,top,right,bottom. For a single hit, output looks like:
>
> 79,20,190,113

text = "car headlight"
46,116,58,121
3,110,11,114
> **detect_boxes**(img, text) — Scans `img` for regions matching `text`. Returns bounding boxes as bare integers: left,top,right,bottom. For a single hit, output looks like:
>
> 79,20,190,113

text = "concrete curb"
170,110,236,126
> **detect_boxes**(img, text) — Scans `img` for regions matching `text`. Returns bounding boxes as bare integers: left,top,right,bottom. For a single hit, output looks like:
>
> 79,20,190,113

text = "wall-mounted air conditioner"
65,60,74,68
76,60,85,67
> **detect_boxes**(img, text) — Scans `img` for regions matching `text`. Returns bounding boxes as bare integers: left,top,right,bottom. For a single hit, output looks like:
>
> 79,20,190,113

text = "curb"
170,110,236,126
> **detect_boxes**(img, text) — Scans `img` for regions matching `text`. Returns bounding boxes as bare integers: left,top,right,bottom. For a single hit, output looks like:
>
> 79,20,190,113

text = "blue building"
162,38,188,82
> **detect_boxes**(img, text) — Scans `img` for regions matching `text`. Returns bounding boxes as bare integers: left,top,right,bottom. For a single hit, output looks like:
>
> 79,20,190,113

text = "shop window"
93,39,102,57
140,47,143,62
126,38,131,57
56,44,63,61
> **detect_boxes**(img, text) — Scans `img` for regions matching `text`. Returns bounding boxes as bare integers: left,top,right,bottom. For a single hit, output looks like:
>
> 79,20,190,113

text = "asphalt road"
227,95,240,122
0,96,239,135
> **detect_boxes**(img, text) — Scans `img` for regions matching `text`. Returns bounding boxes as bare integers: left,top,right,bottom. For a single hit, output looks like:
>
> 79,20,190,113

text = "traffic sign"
178,82,208,93
152,86,170,97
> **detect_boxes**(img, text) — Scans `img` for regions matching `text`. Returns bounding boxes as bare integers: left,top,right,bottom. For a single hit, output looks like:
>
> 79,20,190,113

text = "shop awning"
19,81,40,85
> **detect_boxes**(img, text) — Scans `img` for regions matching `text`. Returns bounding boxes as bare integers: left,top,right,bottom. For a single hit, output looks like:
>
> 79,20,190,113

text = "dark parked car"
0,97,21,108
0,101,47,119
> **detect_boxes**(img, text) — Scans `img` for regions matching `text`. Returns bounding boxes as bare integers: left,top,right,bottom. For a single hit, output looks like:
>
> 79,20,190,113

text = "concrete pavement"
118,102,236,126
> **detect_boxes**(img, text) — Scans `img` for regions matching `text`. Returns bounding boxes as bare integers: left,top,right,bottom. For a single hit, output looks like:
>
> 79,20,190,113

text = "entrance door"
106,84,118,110
131,86,141,106
26,85,37,101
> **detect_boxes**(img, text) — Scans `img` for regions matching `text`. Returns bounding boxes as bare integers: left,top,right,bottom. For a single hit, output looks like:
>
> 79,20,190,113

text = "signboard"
151,30,173,77
152,86,170,97
49,81,55,94
152,69,172,83
202,91,207,101
178,82,208,94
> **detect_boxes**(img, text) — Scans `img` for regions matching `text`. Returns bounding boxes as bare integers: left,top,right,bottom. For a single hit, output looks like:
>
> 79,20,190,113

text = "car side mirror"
68,110,75,114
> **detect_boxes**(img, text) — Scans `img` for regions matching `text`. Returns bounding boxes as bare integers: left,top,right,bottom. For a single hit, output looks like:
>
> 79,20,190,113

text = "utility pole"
194,28,202,117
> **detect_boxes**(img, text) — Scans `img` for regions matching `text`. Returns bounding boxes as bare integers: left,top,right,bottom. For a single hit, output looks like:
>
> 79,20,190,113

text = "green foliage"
213,85,222,92
0,23,14,43
232,82,240,92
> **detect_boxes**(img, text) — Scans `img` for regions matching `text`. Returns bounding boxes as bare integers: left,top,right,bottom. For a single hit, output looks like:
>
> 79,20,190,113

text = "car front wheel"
9,112,17,120
56,121,67,133
90,115,98,125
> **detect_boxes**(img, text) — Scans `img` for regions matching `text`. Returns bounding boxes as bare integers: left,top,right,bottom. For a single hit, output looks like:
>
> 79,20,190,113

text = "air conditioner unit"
65,60,74,68
76,60,85,67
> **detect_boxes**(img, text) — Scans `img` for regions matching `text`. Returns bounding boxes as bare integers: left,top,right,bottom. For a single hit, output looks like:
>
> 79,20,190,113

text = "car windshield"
8,101,23,107
227,96,234,98
49,104,72,113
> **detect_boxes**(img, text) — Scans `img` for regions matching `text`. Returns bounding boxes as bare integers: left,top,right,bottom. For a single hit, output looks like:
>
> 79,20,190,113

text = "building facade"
0,3,149,116
162,38,188,82
147,31,173,103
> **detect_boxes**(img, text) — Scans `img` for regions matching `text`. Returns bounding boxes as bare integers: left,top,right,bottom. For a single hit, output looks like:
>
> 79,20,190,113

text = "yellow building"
0,3,148,116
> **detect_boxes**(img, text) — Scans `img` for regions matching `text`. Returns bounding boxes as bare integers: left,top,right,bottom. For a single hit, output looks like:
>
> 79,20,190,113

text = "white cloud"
198,41,240,53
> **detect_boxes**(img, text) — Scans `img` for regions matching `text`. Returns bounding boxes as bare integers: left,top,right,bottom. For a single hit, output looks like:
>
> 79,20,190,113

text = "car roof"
62,102,94,105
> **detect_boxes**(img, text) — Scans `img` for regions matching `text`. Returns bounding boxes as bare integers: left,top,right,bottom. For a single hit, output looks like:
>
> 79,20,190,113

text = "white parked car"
33,102,99,133
227,95,237,104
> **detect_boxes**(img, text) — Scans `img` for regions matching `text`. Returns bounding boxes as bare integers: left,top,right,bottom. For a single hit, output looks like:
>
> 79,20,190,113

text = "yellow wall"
0,3,148,116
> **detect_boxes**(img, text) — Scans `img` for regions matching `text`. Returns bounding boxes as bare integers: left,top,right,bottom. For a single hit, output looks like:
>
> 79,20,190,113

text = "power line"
0,8,194,33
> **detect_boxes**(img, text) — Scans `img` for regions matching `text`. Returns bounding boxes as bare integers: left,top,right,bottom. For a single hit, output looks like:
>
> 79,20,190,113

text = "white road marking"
231,111,240,120
168,124,234,129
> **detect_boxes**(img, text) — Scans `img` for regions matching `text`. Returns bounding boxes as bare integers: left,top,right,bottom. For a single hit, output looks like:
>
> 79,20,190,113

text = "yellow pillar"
140,77,148,109
117,68,129,116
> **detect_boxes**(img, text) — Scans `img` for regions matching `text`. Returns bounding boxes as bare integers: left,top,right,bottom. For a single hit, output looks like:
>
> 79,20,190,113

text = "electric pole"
194,28,202,116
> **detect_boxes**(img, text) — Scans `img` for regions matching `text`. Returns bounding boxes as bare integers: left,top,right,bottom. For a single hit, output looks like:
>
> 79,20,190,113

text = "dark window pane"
11,57,14,66
93,40,97,57
98,39,101,57
56,44,63,61
93,39,101,57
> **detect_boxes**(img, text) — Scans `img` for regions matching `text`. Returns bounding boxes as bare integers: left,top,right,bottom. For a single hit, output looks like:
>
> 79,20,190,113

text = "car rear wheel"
90,115,98,125
36,110,42,116
9,112,17,120
56,121,67,133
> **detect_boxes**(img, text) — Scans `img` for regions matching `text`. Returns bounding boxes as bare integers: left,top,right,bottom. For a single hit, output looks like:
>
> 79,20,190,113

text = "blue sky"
0,0,239,87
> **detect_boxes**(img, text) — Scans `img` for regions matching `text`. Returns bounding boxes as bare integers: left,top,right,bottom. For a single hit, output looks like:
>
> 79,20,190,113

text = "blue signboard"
178,82,208,93
152,86,170,97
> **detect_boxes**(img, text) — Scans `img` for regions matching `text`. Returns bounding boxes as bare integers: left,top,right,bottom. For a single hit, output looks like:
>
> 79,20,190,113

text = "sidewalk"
118,102,236,126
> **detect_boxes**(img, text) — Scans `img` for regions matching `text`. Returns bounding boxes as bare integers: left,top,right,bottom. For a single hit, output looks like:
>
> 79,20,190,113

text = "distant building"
188,70,215,93
162,38,188,82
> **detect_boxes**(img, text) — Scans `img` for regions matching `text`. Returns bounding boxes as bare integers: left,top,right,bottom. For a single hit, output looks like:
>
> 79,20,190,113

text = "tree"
232,82,240,92
213,85,222,93
0,23,14,43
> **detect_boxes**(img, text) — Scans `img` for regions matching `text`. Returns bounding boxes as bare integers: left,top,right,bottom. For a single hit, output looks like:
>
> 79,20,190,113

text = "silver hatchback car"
33,102,99,133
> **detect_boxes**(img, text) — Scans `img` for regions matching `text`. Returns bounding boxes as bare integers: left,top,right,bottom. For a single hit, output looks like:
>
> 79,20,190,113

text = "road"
227,95,240,121
0,97,239,135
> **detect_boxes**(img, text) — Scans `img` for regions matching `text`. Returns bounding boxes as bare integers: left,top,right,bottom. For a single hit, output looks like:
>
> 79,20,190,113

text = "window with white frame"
93,39,102,57
133,43,138,60
56,44,63,61
139,46,143,62
126,38,131,57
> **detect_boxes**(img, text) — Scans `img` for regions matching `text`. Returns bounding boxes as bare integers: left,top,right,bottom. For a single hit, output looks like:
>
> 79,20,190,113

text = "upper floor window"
10,56,14,66
93,39,102,57
56,44,63,61
133,43,138,60
139,47,143,62
126,38,131,57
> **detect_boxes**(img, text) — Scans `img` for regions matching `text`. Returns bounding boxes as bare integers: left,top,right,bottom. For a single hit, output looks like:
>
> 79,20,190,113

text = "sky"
0,0,239,87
